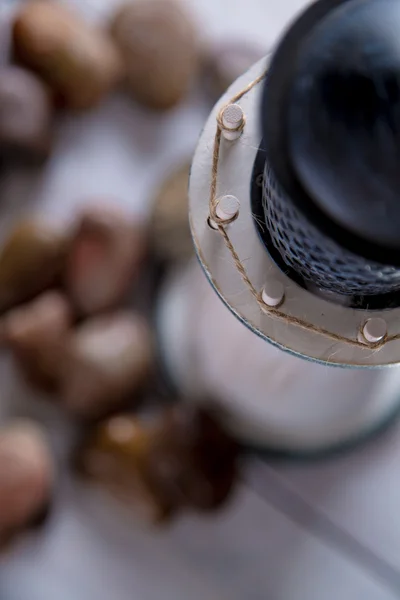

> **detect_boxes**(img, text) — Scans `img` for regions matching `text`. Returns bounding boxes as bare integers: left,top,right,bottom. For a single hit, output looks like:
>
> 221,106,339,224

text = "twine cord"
208,72,400,352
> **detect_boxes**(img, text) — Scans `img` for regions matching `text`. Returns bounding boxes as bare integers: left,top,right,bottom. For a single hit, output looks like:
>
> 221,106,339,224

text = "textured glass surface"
262,161,400,295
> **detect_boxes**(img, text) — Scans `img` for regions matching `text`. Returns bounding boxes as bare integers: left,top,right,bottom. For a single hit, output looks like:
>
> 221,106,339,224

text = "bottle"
157,0,400,455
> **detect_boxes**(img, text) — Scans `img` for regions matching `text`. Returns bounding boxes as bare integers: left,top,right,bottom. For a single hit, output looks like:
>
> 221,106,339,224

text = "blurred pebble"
0,66,53,164
110,0,199,110
79,417,174,522
60,312,153,419
4,291,73,393
0,421,53,545
78,405,238,522
202,40,267,101
0,12,12,65
0,221,67,313
151,162,193,264
148,404,238,512
65,205,146,316
13,0,123,110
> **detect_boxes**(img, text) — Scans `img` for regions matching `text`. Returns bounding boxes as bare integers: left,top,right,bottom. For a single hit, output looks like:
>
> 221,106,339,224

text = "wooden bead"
60,312,153,419
13,0,123,109
110,0,199,110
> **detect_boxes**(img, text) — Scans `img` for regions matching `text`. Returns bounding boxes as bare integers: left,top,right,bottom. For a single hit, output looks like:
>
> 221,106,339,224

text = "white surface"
269,420,400,579
1,478,399,600
3,1,400,600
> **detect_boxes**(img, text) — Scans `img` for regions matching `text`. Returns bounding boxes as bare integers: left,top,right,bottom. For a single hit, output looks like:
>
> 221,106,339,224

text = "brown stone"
65,205,146,316
78,405,238,522
0,221,67,313
61,312,153,419
110,0,199,110
4,291,73,392
151,162,193,263
0,421,53,535
0,66,53,163
13,0,123,109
